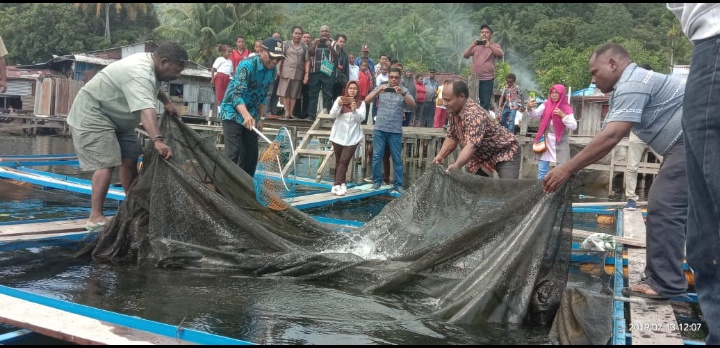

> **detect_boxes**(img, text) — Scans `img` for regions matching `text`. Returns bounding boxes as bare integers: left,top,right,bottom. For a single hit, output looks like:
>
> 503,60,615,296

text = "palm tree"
154,3,231,67
74,3,148,41
491,13,520,61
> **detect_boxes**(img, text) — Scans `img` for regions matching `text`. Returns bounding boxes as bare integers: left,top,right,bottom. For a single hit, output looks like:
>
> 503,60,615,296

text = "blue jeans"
501,106,517,133
372,130,403,188
683,33,720,345
537,160,550,180
478,79,494,111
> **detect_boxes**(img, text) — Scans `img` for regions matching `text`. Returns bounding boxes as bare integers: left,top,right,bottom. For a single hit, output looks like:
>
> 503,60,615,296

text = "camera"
317,38,328,48
475,39,487,46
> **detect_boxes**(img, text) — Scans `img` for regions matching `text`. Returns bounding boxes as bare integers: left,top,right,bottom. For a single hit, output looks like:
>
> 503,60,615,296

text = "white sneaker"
337,184,347,196
331,185,340,195
321,108,328,114
341,183,347,192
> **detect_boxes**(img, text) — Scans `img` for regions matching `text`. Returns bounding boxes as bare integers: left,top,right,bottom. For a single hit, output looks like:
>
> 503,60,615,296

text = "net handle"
252,127,273,144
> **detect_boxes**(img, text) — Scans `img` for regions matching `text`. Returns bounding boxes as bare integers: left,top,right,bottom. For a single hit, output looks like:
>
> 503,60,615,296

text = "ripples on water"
0,134,619,344
0,245,561,344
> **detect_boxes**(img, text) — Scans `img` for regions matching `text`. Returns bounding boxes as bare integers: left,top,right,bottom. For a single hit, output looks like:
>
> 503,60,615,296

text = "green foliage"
154,3,285,67
0,3,100,64
494,61,512,91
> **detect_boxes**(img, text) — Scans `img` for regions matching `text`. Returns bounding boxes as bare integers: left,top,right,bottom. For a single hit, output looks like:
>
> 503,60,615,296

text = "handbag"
533,133,547,154
320,50,334,77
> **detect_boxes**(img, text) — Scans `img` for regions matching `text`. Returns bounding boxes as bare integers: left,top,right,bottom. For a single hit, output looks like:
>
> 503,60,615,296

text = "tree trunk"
105,3,111,41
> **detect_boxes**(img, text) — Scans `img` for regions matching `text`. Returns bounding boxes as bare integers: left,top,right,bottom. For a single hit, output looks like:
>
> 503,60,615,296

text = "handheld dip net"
253,126,296,210
76,112,577,328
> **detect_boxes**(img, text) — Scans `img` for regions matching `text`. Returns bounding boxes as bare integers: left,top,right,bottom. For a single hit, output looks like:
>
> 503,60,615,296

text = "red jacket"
415,80,426,103
358,70,372,100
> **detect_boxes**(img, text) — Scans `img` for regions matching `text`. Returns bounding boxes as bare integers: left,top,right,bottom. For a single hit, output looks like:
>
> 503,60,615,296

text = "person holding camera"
328,80,366,196
365,67,415,194
463,24,504,111
307,25,338,121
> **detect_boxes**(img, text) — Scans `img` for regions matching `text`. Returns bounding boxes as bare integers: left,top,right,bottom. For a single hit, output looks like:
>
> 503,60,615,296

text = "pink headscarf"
535,84,574,144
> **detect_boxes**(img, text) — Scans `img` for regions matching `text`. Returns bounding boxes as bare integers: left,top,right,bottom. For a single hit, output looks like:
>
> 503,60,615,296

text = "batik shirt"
220,55,277,125
447,99,519,174
501,84,524,110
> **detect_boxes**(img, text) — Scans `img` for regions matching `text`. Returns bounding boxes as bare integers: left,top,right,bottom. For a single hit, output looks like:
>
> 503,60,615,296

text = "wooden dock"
0,292,197,345
623,208,684,345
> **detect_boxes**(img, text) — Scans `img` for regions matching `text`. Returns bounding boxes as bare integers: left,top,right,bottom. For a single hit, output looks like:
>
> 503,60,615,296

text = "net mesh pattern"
76,113,574,326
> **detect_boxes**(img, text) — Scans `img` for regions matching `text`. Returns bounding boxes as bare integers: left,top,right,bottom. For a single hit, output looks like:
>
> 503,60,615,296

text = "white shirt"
667,3,720,40
328,98,367,146
375,73,388,87
348,64,360,82
212,57,233,76
528,104,578,163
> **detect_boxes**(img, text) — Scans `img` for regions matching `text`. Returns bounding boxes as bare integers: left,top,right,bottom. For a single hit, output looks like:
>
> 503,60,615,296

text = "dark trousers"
293,83,310,119
683,33,720,345
222,120,259,177
642,140,688,297
478,79,494,111
308,72,334,120
474,149,521,179
332,142,358,185
267,78,280,115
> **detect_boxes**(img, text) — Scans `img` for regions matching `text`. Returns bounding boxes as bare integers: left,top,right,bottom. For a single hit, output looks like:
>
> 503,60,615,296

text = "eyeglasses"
388,75,400,80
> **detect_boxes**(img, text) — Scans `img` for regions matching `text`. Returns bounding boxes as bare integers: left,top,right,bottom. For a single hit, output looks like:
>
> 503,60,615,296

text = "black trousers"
222,120,259,177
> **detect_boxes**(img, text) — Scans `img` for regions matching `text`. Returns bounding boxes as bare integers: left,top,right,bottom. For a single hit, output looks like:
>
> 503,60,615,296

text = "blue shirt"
220,55,277,124
602,63,685,156
355,57,375,76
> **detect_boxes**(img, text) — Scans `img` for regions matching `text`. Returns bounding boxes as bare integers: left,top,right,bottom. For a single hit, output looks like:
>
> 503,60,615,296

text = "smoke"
505,51,539,93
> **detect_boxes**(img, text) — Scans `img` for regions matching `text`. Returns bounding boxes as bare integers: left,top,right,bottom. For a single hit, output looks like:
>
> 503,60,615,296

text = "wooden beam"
573,229,645,248
0,293,197,345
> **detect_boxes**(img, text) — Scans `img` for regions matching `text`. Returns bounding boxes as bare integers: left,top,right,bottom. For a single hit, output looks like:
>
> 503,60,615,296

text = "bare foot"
629,283,660,296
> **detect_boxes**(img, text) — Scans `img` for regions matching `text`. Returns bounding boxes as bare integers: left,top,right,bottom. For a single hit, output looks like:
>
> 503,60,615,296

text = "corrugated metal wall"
3,80,33,96
32,77,85,116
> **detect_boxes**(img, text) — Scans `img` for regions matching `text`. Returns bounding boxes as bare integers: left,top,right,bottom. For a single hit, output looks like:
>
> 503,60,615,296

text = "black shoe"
371,183,381,190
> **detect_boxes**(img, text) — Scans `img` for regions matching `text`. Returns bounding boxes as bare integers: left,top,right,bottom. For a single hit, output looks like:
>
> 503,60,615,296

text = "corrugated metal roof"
73,54,117,66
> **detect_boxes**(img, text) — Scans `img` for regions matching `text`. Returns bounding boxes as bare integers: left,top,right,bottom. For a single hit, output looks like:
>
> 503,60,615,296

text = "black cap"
480,24,493,33
261,37,285,59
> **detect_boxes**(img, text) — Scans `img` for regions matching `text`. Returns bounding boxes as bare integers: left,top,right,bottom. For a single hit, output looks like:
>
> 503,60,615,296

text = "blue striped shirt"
602,63,685,156
220,55,277,125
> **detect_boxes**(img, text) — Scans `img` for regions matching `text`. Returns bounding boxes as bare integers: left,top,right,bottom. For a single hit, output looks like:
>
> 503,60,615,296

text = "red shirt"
358,70,372,100
231,48,250,71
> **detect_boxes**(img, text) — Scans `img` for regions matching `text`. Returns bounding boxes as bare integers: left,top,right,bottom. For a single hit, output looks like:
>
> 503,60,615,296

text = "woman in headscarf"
526,84,578,180
328,80,366,196
400,68,417,126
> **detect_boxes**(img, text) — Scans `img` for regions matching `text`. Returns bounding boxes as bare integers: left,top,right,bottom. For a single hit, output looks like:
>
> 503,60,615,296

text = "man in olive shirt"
66,41,187,230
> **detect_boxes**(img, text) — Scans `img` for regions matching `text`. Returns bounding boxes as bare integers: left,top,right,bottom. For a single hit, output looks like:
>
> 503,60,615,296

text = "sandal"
85,221,107,232
621,281,667,300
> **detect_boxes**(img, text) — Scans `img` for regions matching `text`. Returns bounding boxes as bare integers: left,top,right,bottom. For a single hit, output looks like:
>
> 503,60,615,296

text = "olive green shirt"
67,53,160,132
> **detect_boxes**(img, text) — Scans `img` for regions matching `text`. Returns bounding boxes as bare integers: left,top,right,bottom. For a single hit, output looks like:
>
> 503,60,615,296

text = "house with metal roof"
15,42,215,118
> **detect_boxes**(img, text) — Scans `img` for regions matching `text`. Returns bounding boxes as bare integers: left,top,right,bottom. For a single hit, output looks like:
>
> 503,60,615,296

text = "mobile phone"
380,81,389,85
384,87,396,93
529,91,536,100
476,39,486,46
341,96,355,104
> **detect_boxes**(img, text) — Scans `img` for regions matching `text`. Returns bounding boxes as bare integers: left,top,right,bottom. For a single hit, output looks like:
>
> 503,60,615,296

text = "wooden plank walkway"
624,209,684,345
0,293,196,345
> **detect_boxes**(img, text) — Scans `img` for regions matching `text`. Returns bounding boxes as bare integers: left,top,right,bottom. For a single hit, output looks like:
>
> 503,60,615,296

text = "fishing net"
253,126,296,210
77,112,574,327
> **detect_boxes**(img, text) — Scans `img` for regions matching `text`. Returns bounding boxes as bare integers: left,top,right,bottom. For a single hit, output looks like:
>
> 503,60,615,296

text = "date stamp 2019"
629,322,702,332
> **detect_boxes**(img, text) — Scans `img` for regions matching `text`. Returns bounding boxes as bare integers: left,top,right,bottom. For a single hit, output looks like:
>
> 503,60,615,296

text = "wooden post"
468,74,479,103
608,147,615,196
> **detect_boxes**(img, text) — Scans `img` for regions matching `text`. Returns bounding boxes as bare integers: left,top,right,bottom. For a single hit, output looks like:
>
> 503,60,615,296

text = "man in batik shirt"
433,79,520,178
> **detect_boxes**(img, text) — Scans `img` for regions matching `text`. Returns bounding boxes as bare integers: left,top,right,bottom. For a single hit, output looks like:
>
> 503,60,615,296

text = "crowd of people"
2,4,714,343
